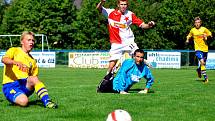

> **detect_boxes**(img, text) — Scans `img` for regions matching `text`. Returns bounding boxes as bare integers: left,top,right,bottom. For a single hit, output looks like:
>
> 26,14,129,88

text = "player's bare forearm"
2,57,28,70
140,21,155,29
185,35,192,44
96,0,105,12
2,57,15,65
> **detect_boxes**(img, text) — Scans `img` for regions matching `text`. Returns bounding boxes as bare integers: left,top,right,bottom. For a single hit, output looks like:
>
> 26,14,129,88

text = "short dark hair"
134,49,144,56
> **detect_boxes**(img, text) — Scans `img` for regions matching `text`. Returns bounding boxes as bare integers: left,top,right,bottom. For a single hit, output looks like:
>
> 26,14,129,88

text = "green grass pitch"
0,66,215,121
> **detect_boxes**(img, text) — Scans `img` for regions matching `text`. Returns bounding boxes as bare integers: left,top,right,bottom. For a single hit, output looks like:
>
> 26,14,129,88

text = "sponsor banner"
147,52,181,68
68,52,109,68
0,52,55,68
30,52,55,68
0,52,6,66
206,53,215,69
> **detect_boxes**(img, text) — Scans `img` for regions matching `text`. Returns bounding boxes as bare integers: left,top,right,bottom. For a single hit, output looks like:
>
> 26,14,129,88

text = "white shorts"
109,43,139,61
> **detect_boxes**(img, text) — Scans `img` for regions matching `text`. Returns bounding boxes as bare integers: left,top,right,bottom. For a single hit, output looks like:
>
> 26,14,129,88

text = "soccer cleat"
120,91,129,94
138,89,148,94
45,101,58,109
204,78,209,83
196,69,202,78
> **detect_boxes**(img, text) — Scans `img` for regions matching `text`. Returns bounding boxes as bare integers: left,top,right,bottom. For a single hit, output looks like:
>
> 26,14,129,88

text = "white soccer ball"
106,109,132,121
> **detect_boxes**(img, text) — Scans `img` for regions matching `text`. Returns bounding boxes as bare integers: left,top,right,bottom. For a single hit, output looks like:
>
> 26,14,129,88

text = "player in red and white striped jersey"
96,0,155,74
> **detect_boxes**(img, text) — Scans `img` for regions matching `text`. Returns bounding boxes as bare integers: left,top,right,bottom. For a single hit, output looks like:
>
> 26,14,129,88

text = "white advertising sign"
206,52,215,69
0,52,55,68
147,52,181,68
30,52,56,68
68,52,109,68
0,52,6,66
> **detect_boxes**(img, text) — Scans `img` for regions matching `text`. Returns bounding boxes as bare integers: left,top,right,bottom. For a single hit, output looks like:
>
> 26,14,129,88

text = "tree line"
0,0,214,50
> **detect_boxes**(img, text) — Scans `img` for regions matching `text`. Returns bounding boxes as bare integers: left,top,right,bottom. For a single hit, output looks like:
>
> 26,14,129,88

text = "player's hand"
138,89,148,94
101,0,106,3
120,91,129,94
203,33,207,40
148,21,155,28
185,40,189,45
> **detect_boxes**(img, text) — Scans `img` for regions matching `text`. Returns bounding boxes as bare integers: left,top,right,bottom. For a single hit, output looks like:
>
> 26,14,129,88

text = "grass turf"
0,66,214,121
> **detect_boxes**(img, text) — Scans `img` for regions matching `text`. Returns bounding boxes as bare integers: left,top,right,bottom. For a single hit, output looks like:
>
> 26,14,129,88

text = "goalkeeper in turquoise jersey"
186,17,212,83
2,31,57,108
113,49,154,94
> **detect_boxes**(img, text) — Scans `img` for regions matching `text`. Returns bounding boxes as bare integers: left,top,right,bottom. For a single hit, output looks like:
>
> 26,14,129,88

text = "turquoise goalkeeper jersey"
113,59,154,92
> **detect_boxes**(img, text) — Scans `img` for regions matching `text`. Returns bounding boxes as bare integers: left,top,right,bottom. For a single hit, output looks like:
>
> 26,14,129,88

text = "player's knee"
15,95,29,107
200,61,205,66
28,76,40,85
109,60,117,67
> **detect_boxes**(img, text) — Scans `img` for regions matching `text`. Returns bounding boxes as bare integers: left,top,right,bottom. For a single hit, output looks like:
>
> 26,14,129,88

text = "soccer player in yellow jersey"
186,17,212,83
2,31,57,108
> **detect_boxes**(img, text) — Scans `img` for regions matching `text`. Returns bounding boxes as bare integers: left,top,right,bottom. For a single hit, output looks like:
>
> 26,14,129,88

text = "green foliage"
72,0,110,50
0,0,77,49
0,0,214,50
156,0,215,49
0,0,10,24
130,0,175,49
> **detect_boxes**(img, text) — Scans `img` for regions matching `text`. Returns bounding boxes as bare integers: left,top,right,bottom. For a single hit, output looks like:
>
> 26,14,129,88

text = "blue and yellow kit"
2,47,38,84
187,27,212,52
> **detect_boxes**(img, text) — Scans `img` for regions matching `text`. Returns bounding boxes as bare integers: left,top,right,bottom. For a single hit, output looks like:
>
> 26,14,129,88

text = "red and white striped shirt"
102,7,143,44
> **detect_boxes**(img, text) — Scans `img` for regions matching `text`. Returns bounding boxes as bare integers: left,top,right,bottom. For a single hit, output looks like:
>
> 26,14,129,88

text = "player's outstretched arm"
140,21,155,29
186,30,193,45
185,34,192,45
96,0,106,12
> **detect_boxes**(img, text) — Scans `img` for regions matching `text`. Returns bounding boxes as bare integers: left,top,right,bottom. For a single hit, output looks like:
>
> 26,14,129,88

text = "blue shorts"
2,79,34,103
195,51,208,62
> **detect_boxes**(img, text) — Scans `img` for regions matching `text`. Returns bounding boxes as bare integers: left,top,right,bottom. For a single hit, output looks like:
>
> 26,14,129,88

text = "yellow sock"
35,82,50,105
201,65,206,71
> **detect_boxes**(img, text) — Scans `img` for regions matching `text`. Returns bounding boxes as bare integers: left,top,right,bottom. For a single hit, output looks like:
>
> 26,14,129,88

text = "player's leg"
195,51,203,78
112,51,130,74
97,71,115,93
108,43,124,74
14,94,29,106
110,43,137,75
107,60,118,74
2,81,29,107
199,59,207,81
26,76,58,108
195,51,208,82
97,44,123,92
196,66,202,78
201,52,208,82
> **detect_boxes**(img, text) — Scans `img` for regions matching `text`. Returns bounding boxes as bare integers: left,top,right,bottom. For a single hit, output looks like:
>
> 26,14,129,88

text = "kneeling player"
97,49,154,94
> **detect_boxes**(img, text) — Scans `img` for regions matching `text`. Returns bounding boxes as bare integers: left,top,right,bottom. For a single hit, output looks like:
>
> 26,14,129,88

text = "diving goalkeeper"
97,49,154,94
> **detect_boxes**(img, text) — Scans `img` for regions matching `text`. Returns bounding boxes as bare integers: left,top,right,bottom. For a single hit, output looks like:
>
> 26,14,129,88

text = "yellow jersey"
2,47,38,84
187,26,212,52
